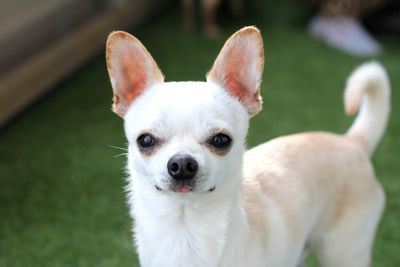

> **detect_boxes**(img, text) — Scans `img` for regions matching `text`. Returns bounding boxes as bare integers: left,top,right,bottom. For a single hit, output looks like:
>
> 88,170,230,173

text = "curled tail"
345,62,391,157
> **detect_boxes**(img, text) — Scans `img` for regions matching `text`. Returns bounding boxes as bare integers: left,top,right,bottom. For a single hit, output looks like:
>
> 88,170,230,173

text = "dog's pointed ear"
207,26,264,117
106,31,164,117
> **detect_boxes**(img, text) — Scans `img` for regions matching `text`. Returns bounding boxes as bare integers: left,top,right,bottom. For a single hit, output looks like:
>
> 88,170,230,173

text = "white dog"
105,26,390,267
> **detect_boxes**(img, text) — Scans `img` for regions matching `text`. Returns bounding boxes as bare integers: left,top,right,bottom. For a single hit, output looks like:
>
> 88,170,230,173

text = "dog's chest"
134,200,228,267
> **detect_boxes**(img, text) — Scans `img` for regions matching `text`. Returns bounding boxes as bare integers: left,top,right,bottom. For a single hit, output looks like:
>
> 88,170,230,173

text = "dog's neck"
129,173,250,267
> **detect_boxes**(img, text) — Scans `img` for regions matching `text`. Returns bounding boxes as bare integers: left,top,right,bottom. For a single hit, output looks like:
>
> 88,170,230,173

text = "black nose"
167,154,198,181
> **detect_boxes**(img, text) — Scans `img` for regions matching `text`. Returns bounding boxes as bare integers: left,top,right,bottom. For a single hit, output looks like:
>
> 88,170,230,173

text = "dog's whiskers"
107,144,128,151
108,144,128,151
113,152,128,158
107,144,128,158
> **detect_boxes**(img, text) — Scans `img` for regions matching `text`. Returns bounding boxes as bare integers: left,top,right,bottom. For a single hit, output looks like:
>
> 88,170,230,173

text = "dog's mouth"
173,185,216,193
171,181,194,193
155,183,216,193
174,185,192,193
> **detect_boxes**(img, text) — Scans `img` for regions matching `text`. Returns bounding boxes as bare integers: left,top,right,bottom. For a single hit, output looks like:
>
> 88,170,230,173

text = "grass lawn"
0,1,399,266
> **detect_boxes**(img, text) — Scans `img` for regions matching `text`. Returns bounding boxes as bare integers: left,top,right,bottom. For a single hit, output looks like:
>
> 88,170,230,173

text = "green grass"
0,1,399,266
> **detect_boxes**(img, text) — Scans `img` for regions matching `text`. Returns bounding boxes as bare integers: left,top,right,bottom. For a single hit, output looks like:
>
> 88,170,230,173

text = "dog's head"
106,27,264,195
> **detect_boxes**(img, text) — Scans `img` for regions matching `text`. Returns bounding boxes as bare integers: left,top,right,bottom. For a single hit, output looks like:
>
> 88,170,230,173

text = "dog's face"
106,27,264,195
123,81,249,193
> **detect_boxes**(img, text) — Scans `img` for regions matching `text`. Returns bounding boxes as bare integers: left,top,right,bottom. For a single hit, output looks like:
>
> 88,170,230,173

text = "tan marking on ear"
106,31,164,117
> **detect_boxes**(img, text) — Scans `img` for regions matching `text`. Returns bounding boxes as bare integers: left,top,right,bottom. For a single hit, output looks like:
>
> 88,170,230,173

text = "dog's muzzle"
167,154,198,181
166,154,198,193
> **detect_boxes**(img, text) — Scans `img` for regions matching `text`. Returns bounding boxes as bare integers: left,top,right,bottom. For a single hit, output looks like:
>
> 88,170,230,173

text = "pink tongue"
175,186,191,193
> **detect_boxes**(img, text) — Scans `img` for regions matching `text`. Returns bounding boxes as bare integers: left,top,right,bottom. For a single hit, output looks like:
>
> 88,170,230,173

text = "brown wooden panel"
0,0,170,126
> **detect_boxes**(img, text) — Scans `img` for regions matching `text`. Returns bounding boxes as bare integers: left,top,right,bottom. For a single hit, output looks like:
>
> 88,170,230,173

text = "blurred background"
0,0,398,266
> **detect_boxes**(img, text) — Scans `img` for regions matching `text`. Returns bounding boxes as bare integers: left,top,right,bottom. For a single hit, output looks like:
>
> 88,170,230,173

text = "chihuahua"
105,27,390,267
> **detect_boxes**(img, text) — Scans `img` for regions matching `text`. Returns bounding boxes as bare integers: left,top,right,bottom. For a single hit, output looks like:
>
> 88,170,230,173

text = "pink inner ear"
207,27,264,116
221,42,255,100
106,31,164,116
117,54,148,104
107,35,165,117
114,47,149,104
224,74,246,100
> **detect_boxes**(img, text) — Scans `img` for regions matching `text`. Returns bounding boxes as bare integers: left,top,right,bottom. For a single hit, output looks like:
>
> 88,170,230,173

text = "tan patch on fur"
203,130,233,156
205,143,232,156
258,174,300,238
136,131,165,157
242,170,301,246
241,132,381,248
241,178,269,245
346,134,369,154
332,183,350,224
139,143,163,157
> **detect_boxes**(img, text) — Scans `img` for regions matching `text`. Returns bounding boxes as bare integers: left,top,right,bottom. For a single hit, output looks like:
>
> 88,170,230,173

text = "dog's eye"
209,133,232,148
137,134,157,151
